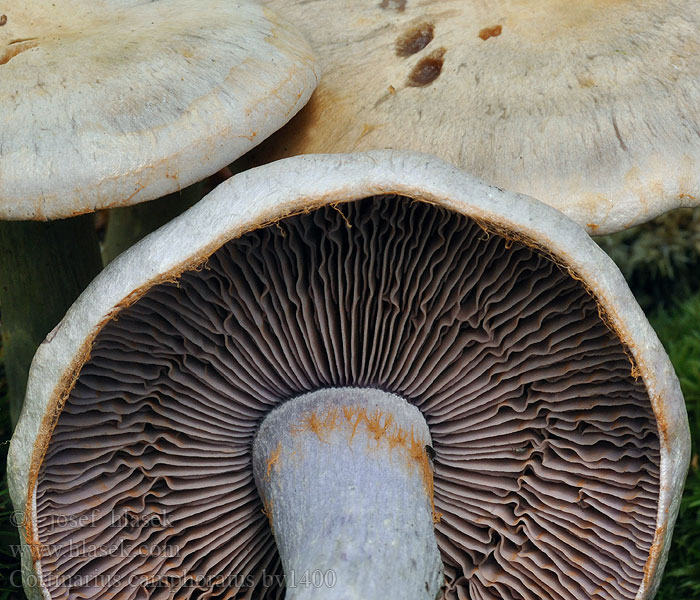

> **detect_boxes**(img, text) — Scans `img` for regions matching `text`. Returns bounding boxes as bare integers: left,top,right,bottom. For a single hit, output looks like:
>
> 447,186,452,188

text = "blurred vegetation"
652,294,700,599
596,207,700,311
0,333,22,600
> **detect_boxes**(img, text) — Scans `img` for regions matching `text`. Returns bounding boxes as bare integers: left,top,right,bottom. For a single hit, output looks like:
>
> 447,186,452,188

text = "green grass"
596,207,700,312
652,294,700,599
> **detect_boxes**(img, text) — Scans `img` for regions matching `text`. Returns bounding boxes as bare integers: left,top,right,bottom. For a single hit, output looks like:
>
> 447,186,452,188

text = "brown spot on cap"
379,0,406,11
0,39,40,66
407,47,446,88
577,74,596,88
0,15,7,26
478,25,502,40
395,23,434,57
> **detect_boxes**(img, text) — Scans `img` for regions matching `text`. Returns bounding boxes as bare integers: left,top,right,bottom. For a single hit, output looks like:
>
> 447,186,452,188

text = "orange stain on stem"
261,496,275,534
265,442,282,482
290,403,441,523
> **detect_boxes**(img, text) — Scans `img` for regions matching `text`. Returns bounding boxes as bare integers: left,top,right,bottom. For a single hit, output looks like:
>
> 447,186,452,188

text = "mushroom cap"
253,0,700,234
0,0,318,220
8,151,689,599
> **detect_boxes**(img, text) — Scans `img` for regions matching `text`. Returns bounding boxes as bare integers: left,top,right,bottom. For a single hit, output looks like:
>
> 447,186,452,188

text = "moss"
596,207,700,311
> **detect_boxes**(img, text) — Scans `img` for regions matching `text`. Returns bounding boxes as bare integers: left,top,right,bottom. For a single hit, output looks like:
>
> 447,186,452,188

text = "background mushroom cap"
8,151,689,599
0,0,318,220
253,0,700,234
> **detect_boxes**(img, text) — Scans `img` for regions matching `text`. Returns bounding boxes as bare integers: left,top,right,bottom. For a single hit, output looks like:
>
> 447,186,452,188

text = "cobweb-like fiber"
36,196,659,600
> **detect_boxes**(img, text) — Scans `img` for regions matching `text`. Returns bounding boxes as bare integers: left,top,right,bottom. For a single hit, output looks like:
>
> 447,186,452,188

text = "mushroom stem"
0,214,102,424
101,184,203,265
253,387,444,599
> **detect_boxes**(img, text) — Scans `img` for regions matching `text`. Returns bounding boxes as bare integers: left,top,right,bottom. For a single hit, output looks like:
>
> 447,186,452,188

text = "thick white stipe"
253,387,444,599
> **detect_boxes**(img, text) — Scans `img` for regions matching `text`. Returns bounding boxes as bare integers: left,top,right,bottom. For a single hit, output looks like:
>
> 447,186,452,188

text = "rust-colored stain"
653,395,671,453
365,408,394,441
630,363,642,380
388,426,409,452
261,496,275,534
265,442,282,482
586,222,599,232
379,0,406,11
26,536,47,562
348,407,366,442
124,183,147,205
395,22,434,57
330,202,353,229
642,521,667,590
0,39,40,66
292,407,342,442
407,47,446,87
291,404,441,523
478,25,502,41
0,15,7,26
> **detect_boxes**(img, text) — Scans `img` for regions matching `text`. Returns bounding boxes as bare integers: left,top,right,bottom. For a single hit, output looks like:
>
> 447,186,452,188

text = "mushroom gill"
36,195,659,600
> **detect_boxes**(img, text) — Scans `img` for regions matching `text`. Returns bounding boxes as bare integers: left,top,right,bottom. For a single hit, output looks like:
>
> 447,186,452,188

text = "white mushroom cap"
8,151,689,599
254,0,700,234
0,0,318,220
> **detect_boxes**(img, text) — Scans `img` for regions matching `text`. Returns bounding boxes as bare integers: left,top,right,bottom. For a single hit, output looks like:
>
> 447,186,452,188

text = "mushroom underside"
35,196,659,600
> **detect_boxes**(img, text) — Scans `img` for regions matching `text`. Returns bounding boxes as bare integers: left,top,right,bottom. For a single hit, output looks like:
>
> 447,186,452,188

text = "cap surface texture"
255,0,700,234
0,0,318,220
